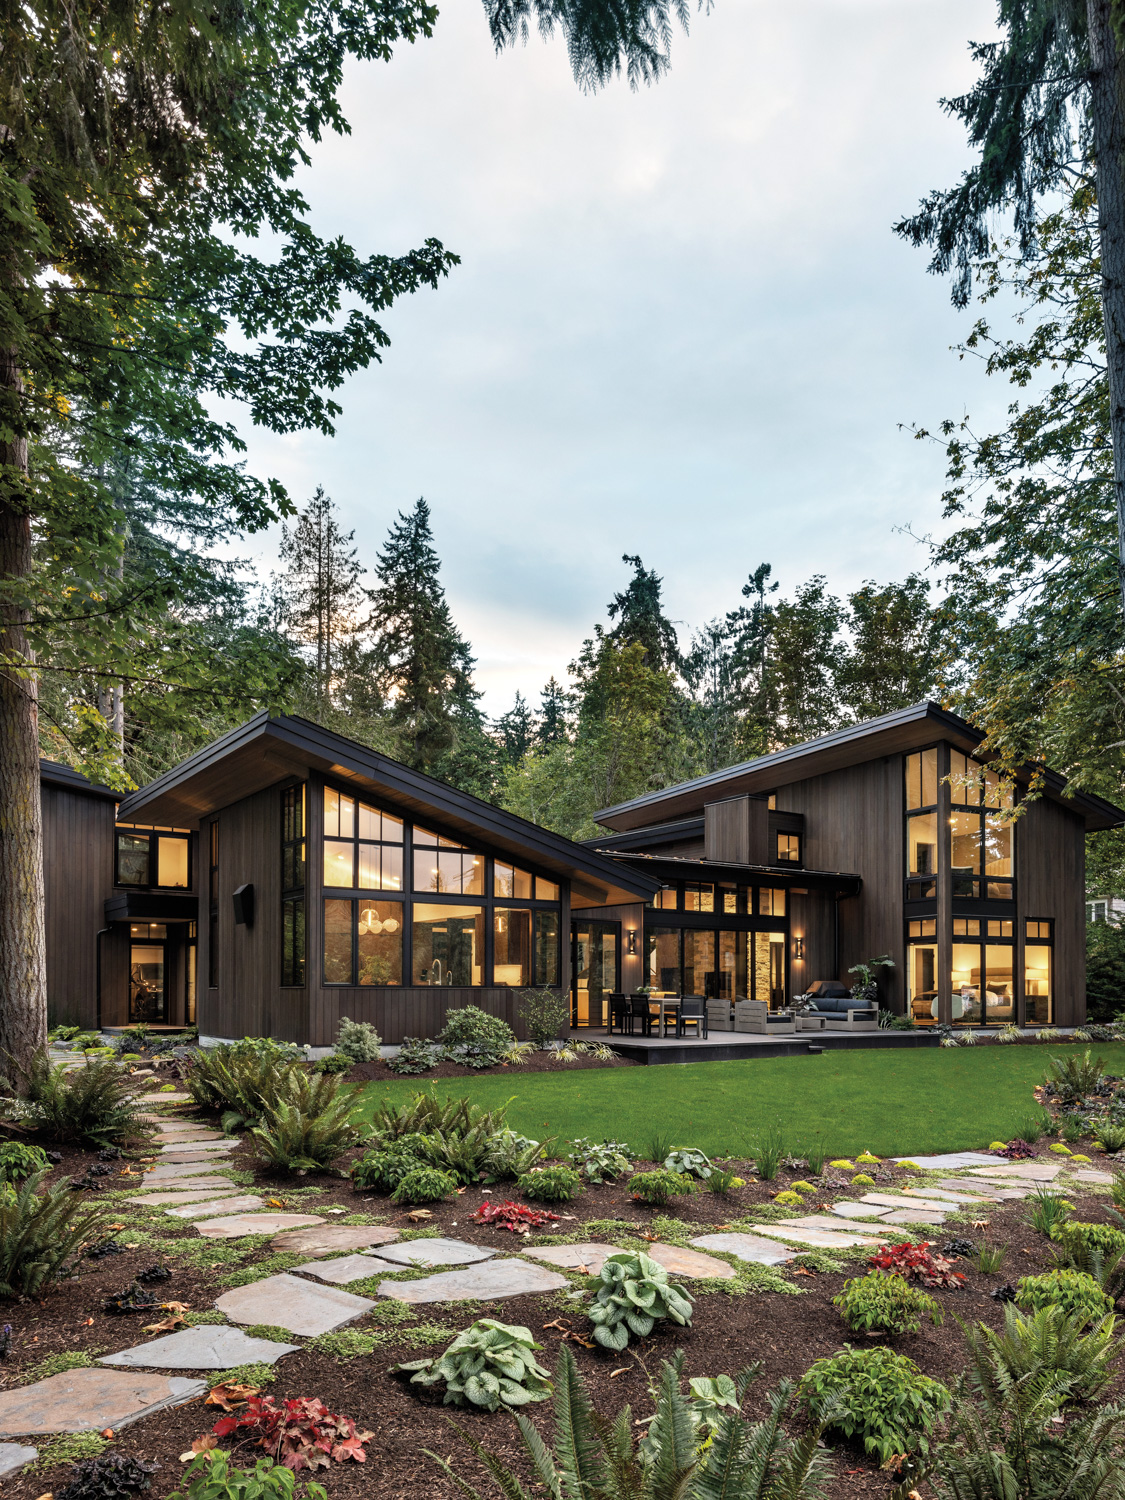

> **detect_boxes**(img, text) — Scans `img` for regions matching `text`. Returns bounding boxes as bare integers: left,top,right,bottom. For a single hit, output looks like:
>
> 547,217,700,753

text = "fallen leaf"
792,1268,815,1277
107,1224,126,1231
34,1491,52,1499
406,1209,433,1222
266,1198,285,1208
143,1314,187,1333
101,1429,115,1439
162,1302,191,1314
84,1318,94,1326
610,1368,630,1378
180,1436,219,1462
123,1243,139,1249
324,1208,346,1216
560,1214,577,1221
206,1382,260,1410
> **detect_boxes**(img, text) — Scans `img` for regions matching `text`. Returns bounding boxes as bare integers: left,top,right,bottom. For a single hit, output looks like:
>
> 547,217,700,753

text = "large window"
281,786,306,988
1025,919,1053,1024
951,930,1015,1025
904,747,1015,902
906,918,937,1024
646,925,784,1005
324,898,403,985
115,826,192,889
413,828,483,895
413,904,485,986
324,788,403,891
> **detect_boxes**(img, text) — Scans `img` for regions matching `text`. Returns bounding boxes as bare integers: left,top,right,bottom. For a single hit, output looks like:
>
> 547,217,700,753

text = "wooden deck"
589,1028,939,1065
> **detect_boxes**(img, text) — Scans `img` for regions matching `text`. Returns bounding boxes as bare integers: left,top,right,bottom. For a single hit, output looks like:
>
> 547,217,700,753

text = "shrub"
868,1242,965,1288
587,1251,693,1351
1015,1111,1052,1144
208,1395,373,1470
1097,1120,1125,1154
833,1272,942,1336
385,1038,442,1075
1049,1142,1073,1155
1,1052,145,1148
851,1173,875,1187
773,1191,804,1207
312,1053,351,1075
566,1137,631,1183
335,1018,382,1064
0,1142,49,1182
481,1130,543,1181
797,1346,951,1466
517,1164,582,1203
170,1454,326,1500
516,987,570,1048
397,1319,552,1410
663,1147,713,1180
1016,1269,1113,1323
0,1168,112,1297
627,1169,694,1206
55,1453,158,1500
351,1143,428,1194
250,1070,360,1173
184,1043,301,1129
1052,1219,1125,1263
391,1167,457,1205
1046,1049,1107,1101
436,1006,515,1068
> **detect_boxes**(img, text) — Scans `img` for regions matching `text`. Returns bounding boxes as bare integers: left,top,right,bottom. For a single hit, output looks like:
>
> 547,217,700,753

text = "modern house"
40,701,1123,1040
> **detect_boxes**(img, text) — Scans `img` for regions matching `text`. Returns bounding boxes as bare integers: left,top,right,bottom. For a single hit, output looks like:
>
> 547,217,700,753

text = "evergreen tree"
726,563,779,754
838,574,941,721
276,488,366,708
606,554,681,673
682,617,741,772
770,578,845,746
537,676,572,747
495,691,536,764
365,498,480,775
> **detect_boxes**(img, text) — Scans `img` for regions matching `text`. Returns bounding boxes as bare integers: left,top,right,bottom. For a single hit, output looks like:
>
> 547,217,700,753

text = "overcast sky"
231,0,1006,715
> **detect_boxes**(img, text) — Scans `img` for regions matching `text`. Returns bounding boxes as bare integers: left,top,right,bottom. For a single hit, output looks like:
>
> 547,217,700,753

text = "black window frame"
114,826,193,891
281,784,307,988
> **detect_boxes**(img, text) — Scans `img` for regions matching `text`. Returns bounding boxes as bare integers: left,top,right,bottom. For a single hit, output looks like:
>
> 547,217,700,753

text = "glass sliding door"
129,942,166,1023
683,929,716,997
754,931,787,1009
572,921,619,1028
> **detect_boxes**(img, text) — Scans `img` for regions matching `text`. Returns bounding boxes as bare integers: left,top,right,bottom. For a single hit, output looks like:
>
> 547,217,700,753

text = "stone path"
100,1326,298,1370
773,1215,887,1237
0,1444,37,1478
689,1232,798,1266
144,1162,235,1183
893,1152,998,1169
861,1192,953,1213
272,1225,400,1256
378,1238,495,1269
196,1212,324,1239
159,1139,238,1153
384,1258,568,1304
644,1243,735,1279
524,1243,619,1275
295,1254,395,1285
745,1223,882,1250
126,1187,241,1206
967,1162,1062,1181
0,1370,206,1438
831,1201,890,1220
934,1177,1029,1199
165,1194,265,1219
216,1273,374,1336
161,1150,241,1164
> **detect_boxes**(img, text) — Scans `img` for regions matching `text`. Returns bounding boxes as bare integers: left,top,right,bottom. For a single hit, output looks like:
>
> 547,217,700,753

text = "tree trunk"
0,347,46,1080
1089,0,1125,618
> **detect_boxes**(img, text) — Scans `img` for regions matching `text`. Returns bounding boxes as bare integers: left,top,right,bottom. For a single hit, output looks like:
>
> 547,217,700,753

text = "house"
39,701,1124,1040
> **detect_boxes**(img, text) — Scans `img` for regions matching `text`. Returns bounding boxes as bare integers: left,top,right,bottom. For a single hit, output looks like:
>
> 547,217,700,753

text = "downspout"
95,927,110,1032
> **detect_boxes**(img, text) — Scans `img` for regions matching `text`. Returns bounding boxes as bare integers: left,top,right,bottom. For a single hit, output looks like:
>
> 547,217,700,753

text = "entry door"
571,922,619,1028
130,943,167,1023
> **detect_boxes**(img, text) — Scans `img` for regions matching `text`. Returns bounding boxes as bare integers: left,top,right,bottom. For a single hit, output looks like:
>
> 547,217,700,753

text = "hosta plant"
868,1241,965,1288
208,1396,372,1471
833,1272,942,1336
470,1201,559,1234
482,1130,543,1181
567,1137,632,1183
427,1344,837,1500
397,1319,552,1410
797,1345,951,1467
587,1251,694,1351
663,1147,713,1180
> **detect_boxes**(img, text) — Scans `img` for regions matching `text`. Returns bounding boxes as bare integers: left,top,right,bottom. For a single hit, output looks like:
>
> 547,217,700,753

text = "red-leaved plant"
994,1139,1037,1160
210,1396,373,1470
868,1241,965,1289
471,1200,560,1234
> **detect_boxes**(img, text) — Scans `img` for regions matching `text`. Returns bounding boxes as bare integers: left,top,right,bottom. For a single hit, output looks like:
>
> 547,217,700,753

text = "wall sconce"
794,936,805,960
627,930,637,955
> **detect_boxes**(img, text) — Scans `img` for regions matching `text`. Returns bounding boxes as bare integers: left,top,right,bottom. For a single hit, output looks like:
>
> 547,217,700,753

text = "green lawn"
352,1043,1125,1158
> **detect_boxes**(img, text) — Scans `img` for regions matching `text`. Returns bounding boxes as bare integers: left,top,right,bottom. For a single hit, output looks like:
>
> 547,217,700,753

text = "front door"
129,942,167,1023
571,921,619,1028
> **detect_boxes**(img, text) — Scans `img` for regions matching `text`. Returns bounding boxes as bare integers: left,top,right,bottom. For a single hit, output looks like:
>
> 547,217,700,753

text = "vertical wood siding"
42,788,116,1029
1016,797,1086,1026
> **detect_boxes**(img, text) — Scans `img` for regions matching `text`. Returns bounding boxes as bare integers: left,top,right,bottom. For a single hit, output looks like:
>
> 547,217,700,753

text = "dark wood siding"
1016,796,1086,1025
42,785,117,1029
777,758,905,1008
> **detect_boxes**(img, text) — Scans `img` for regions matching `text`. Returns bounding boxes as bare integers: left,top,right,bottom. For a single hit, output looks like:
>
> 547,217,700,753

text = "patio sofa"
798,980,879,1031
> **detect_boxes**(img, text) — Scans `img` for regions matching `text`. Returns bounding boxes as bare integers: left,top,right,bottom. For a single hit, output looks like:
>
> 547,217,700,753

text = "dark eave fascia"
606,850,862,898
583,816,705,852
117,713,661,909
593,701,1125,833
39,759,120,805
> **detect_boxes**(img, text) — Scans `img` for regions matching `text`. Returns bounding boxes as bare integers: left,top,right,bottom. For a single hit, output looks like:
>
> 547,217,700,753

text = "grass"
351,1044,1125,1158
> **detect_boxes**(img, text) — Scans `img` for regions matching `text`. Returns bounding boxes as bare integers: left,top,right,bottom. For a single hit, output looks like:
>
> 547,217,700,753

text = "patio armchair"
706,998,733,1031
676,996,708,1040
734,998,796,1035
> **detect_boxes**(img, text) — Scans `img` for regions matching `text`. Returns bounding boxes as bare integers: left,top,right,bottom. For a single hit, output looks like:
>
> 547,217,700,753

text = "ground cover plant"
396,1319,552,1410
832,1271,942,1336
587,1250,694,1350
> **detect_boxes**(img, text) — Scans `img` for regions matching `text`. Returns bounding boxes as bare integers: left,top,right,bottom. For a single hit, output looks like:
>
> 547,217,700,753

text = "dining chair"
606,993,629,1035
628,996,655,1037
677,996,708,1040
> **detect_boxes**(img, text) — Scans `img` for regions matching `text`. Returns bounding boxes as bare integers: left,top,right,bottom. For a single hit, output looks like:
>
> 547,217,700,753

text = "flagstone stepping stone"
861,1193,954,1213
100,1326,298,1370
196,1213,324,1239
216,1273,374,1335
523,1243,623,1275
166,1194,265,1219
644,1243,735,1279
377,1238,496,1269
903,1188,994,1204
294,1254,396,1285
1069,1169,1115,1184
127,1187,242,1206
137,1091,192,1103
144,1162,236,1182
934,1177,1027,1199
0,1370,206,1438
831,1201,892,1220
893,1152,999,1169
969,1163,1062,1181
752,1224,883,1250
689,1232,798,1266
160,1139,238,1153
154,1130,228,1143
382,1258,568,1304
271,1225,400,1256
0,1443,37,1479
162,1149,241,1163
773,1215,888,1236
881,1209,949,1225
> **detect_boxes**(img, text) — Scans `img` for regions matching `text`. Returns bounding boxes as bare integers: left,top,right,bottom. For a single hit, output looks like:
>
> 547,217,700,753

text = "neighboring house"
38,701,1125,1040
1088,897,1125,925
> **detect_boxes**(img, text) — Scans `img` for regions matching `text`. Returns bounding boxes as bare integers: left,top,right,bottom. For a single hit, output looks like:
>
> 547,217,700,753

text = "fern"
962,1302,1120,1404
250,1070,360,1172
0,1168,113,1297
0,1051,146,1148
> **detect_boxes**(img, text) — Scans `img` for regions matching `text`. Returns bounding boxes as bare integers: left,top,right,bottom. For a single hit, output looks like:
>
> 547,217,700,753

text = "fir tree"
838,575,940,721
606,554,681,673
537,676,571,747
365,498,479,774
496,691,536,764
276,488,366,708
726,562,779,754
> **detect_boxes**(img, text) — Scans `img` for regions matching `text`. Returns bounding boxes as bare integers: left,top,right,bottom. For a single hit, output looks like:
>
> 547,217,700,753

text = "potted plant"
848,955,895,1006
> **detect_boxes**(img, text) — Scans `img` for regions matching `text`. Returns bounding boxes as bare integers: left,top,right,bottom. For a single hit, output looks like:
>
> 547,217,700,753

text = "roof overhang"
602,851,862,898
105,893,198,924
116,714,660,910
39,759,120,805
594,702,1125,834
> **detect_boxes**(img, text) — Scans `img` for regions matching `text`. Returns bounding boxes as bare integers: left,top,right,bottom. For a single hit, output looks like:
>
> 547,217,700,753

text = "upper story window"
323,787,403,891
494,861,532,898
775,832,801,865
413,827,484,895
904,747,1015,902
116,826,192,889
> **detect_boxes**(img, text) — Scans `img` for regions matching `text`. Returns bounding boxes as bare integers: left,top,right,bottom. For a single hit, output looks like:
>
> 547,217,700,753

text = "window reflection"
683,929,716,995
905,748,939,809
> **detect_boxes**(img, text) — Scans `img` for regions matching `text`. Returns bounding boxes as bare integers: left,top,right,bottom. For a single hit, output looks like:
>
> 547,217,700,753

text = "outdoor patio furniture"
706,998,733,1031
627,996,655,1037
733,999,796,1035
676,997,708,1039
606,993,629,1034
658,996,682,1035
795,1012,827,1032
841,1006,879,1031
800,980,879,1031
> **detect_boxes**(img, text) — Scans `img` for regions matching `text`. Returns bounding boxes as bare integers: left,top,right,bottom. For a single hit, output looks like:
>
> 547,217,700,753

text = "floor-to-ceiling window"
642,883,788,1006
572,921,619,1027
1025,919,1053,1023
906,918,937,1023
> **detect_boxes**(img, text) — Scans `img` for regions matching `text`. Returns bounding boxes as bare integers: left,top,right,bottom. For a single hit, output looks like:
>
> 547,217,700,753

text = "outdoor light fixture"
794,936,805,959
627,929,637,955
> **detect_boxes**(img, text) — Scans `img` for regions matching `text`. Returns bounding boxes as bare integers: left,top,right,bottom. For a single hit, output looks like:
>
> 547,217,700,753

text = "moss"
184,1310,229,1326
20,1351,95,1384
218,1253,304,1287
209,1362,279,1388
242,1324,300,1343
309,1321,455,1359
35,1433,108,1471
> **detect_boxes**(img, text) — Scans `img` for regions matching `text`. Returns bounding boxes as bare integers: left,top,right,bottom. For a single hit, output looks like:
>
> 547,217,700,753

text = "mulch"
343,1051,635,1083
1,1091,1120,1500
